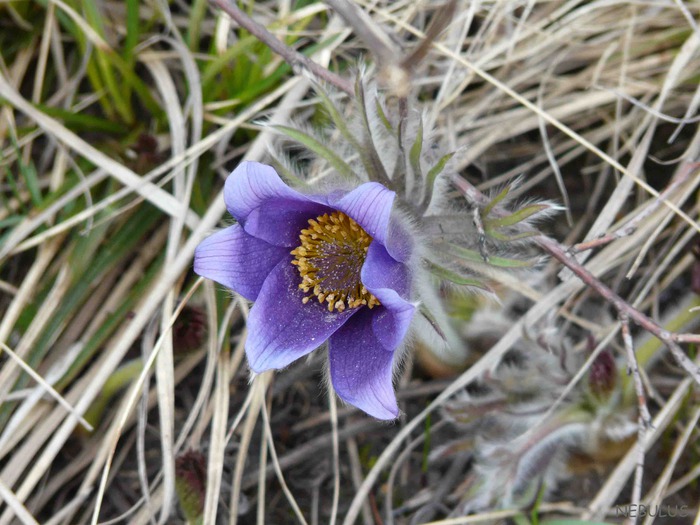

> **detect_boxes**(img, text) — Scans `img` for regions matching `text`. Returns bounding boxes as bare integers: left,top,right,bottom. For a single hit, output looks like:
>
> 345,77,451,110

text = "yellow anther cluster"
290,211,380,312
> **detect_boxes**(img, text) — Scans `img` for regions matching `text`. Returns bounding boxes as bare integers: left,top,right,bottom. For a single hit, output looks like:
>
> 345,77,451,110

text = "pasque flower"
194,161,416,419
193,81,555,419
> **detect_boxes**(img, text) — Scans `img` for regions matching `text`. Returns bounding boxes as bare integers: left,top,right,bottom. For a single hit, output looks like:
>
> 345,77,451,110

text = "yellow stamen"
290,211,381,312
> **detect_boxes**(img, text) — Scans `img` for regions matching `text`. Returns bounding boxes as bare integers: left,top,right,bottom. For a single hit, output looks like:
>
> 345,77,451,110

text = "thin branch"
450,173,700,385
620,314,651,525
210,0,353,96
323,0,397,65
399,0,457,72
572,161,699,254
539,235,700,383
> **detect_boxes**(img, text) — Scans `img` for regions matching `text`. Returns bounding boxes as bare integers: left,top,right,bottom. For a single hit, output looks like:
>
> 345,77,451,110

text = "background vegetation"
0,0,698,524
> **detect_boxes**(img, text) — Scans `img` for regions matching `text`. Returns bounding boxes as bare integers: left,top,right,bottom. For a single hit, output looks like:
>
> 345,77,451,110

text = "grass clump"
0,1,699,524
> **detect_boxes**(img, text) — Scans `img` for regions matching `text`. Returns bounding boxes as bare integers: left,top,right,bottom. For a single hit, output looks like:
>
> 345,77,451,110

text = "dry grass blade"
203,349,230,524
89,279,202,524
0,479,39,525
260,400,309,525
0,74,199,258
143,53,189,523
0,239,61,377
47,0,112,51
257,405,269,525
328,390,340,525
229,373,269,524
0,263,71,408
0,342,92,432
641,405,700,525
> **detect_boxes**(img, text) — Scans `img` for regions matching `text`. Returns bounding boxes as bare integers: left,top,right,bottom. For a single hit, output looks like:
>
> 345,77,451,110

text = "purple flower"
194,161,416,419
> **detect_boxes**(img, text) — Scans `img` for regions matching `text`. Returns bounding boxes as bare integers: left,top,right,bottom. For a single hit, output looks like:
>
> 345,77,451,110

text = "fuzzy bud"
130,133,163,174
175,449,207,524
588,349,617,400
173,305,207,355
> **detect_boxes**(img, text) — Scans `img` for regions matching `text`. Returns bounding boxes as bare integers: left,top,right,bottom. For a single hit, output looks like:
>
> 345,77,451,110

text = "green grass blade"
273,125,359,182
124,0,140,65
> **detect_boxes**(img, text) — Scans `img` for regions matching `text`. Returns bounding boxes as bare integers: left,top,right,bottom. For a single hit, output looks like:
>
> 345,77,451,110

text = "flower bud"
173,305,207,355
175,449,207,524
588,349,617,400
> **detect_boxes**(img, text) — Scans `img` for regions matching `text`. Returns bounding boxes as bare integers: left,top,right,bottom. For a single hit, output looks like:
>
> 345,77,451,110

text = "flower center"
290,211,380,312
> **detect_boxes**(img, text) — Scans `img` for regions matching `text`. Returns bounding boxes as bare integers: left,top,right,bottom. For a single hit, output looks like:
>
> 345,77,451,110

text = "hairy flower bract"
194,161,415,419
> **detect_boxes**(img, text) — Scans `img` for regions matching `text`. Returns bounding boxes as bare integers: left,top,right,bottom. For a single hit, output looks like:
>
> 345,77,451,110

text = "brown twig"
399,0,457,72
620,314,651,525
451,173,700,385
323,0,397,65
210,0,353,96
538,235,700,383
571,161,700,254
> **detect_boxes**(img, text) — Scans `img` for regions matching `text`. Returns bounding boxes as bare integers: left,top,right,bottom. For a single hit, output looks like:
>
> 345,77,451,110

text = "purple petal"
362,241,411,298
246,257,356,372
329,308,399,420
385,217,413,263
361,242,416,351
330,182,395,244
224,161,330,247
194,225,289,301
